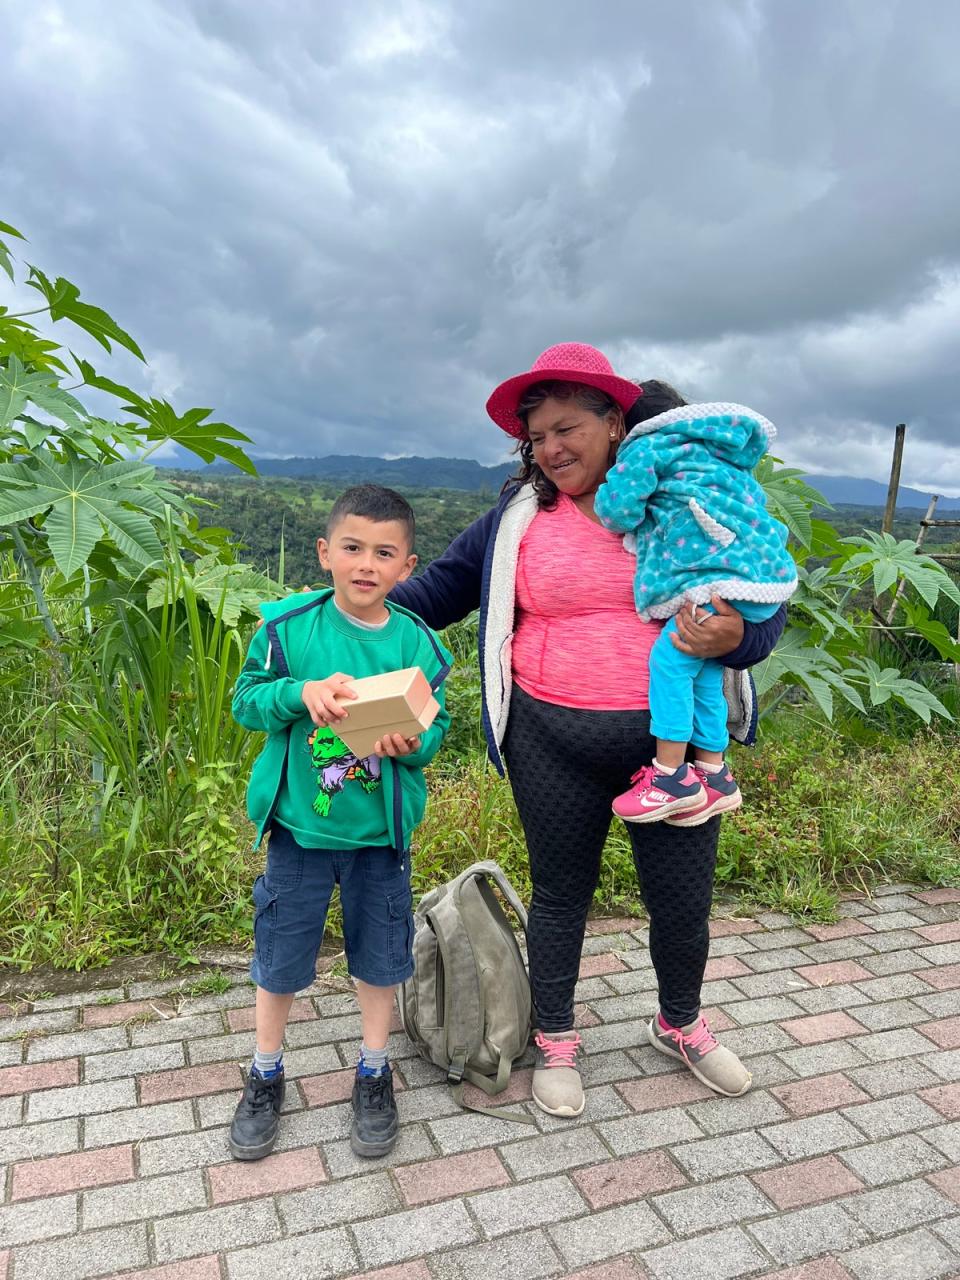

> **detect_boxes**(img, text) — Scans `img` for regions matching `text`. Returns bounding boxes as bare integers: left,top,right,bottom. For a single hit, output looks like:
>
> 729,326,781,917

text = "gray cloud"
1,0,958,491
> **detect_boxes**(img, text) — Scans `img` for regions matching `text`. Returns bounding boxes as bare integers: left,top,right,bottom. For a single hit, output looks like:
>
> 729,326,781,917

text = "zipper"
391,758,404,858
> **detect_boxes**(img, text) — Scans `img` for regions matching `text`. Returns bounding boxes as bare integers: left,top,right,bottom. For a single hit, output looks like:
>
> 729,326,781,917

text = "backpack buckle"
447,1050,466,1085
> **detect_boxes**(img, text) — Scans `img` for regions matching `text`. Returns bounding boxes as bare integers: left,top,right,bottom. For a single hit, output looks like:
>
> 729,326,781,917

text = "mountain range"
189,453,960,510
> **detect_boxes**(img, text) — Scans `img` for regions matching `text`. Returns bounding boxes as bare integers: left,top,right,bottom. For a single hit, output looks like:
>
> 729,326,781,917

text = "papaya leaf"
0,220,25,239
849,656,952,723
26,268,145,360
755,456,827,549
0,356,86,432
842,531,960,609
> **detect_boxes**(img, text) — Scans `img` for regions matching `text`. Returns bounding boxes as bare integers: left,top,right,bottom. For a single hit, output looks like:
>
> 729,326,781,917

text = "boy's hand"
301,674,358,726
373,733,421,758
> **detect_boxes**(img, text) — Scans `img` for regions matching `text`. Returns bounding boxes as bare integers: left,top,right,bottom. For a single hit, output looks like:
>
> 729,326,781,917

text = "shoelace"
535,1030,582,1068
660,1016,718,1063
358,1073,391,1109
246,1074,280,1111
628,765,655,789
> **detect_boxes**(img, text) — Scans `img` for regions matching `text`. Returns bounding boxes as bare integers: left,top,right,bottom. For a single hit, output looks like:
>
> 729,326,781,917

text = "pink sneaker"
665,762,742,827
612,764,705,824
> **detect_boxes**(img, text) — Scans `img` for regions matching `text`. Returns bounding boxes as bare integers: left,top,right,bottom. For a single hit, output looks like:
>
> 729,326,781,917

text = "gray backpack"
399,860,536,1123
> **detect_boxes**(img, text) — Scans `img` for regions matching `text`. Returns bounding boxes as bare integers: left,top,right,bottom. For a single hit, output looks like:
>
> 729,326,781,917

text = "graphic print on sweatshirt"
307,726,382,817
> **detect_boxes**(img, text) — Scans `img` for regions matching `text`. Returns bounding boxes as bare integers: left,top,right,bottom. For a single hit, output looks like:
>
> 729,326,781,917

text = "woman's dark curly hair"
503,380,628,510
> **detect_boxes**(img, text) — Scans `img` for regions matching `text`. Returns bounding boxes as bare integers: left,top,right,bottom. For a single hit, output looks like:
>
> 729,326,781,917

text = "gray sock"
358,1042,388,1076
252,1047,283,1078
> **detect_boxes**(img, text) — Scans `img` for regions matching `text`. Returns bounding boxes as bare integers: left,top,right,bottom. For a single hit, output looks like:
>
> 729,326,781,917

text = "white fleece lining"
622,401,777,444
639,576,799,622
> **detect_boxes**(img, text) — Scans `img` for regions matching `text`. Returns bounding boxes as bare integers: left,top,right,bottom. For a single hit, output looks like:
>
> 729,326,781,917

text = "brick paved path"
6,885,960,1279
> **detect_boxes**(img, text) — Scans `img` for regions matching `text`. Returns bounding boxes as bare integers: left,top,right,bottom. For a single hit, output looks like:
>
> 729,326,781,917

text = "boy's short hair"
326,484,416,551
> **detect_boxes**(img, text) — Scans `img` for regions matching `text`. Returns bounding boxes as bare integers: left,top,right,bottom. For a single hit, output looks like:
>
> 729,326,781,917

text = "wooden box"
335,666,439,759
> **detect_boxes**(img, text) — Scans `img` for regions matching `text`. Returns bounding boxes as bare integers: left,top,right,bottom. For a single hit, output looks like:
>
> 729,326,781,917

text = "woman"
391,343,785,1118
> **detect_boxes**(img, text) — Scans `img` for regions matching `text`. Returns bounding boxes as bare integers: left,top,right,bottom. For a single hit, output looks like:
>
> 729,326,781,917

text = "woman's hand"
669,597,744,658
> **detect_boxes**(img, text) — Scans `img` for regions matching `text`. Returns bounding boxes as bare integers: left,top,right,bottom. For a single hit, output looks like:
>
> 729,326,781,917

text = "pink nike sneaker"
665,762,742,827
612,764,706,824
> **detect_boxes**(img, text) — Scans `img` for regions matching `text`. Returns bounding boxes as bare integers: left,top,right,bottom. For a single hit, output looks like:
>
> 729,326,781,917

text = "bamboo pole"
882,423,907,535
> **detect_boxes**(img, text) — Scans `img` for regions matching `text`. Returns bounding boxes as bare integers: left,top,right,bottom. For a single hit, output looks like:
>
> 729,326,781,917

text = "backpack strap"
446,860,529,933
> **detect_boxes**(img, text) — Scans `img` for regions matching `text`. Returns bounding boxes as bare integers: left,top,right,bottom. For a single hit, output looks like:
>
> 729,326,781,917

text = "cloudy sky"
2,0,959,490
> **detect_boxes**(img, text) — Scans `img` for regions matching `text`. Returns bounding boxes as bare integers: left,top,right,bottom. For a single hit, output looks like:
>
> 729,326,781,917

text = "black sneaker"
228,1069,285,1161
350,1065,399,1158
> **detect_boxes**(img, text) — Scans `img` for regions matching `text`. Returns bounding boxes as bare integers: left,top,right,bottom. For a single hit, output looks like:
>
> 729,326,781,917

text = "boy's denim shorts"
250,823,414,994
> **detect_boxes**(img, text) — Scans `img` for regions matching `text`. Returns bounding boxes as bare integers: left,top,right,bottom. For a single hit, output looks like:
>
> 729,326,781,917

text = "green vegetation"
1,216,959,975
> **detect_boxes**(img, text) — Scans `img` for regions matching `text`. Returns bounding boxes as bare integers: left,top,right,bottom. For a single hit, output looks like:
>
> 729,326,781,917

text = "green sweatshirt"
232,589,452,852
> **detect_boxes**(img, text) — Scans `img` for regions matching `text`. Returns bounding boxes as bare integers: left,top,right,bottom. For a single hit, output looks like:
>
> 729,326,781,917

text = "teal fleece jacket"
232,589,452,852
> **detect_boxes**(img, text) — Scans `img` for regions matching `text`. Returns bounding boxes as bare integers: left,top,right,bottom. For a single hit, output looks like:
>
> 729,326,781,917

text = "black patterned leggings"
503,683,719,1033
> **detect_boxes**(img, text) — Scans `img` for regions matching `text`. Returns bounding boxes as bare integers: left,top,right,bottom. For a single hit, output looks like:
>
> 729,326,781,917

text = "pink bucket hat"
486,342,643,438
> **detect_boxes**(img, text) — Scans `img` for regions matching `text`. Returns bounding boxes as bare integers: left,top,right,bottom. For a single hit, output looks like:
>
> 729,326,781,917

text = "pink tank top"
512,493,663,710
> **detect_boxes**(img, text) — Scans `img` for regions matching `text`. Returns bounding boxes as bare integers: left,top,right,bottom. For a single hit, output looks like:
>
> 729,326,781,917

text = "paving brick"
499,1126,612,1177
704,956,752,980
573,1150,687,1209
789,984,872,1015
652,1173,773,1235
82,999,177,1028
731,973,813,1000
915,889,960,905
25,1026,129,1062
749,1261,853,1280
616,1072,711,1112
209,1146,328,1204
352,1201,477,1268
138,1126,232,1177
915,963,960,992
927,1166,960,1205
430,1228,561,1280
12,1143,134,1200
421,1108,532,1156
709,918,763,937
83,1099,196,1148
279,1170,399,1235
108,1260,223,1280
589,995,658,1025
82,1169,207,1229
84,1042,187,1082
841,1226,958,1280
0,1057,79,1097
300,1065,405,1108
27,1077,136,1122
578,954,627,979
550,1202,670,1268
580,1019,652,1055
533,1085,629,1134
394,1148,510,1206
322,1124,437,1179
752,1153,864,1210
0,1093,21,1127
709,935,759,957
794,961,874,986
761,1113,865,1160
12,1223,148,1280
852,974,933,1000
777,1041,870,1078
917,922,960,944
187,1030,264,1065
855,1028,936,1062
780,1012,868,1046
3,1117,79,1161
468,1173,586,1238
0,1194,76,1247
916,942,960,966
558,1261,645,1280
713,1024,795,1057
748,1203,869,1263
581,1050,645,1088
863,910,925,932
597,1107,703,1157
685,1090,790,1135
581,935,636,957
130,1013,227,1047
861,950,932,976
844,1179,957,1236
840,1134,948,1186
740,1053,798,1088
915,990,960,1018
742,949,812,974
139,1061,242,1104
843,1094,943,1139
804,920,873,943
154,1199,281,1262
642,1226,766,1279
726,997,806,1027
670,1130,780,1181
924,1121,960,1163
225,1228,357,1280
848,998,927,1032
848,1059,940,1099
0,1009,77,1040
919,1017,960,1050
923,1048,960,1081
592,970,656,997
771,1073,870,1117
921,1083,960,1120
799,940,876,964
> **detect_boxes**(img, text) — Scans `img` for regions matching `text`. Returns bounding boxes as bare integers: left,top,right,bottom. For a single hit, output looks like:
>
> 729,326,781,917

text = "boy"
229,485,451,1160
